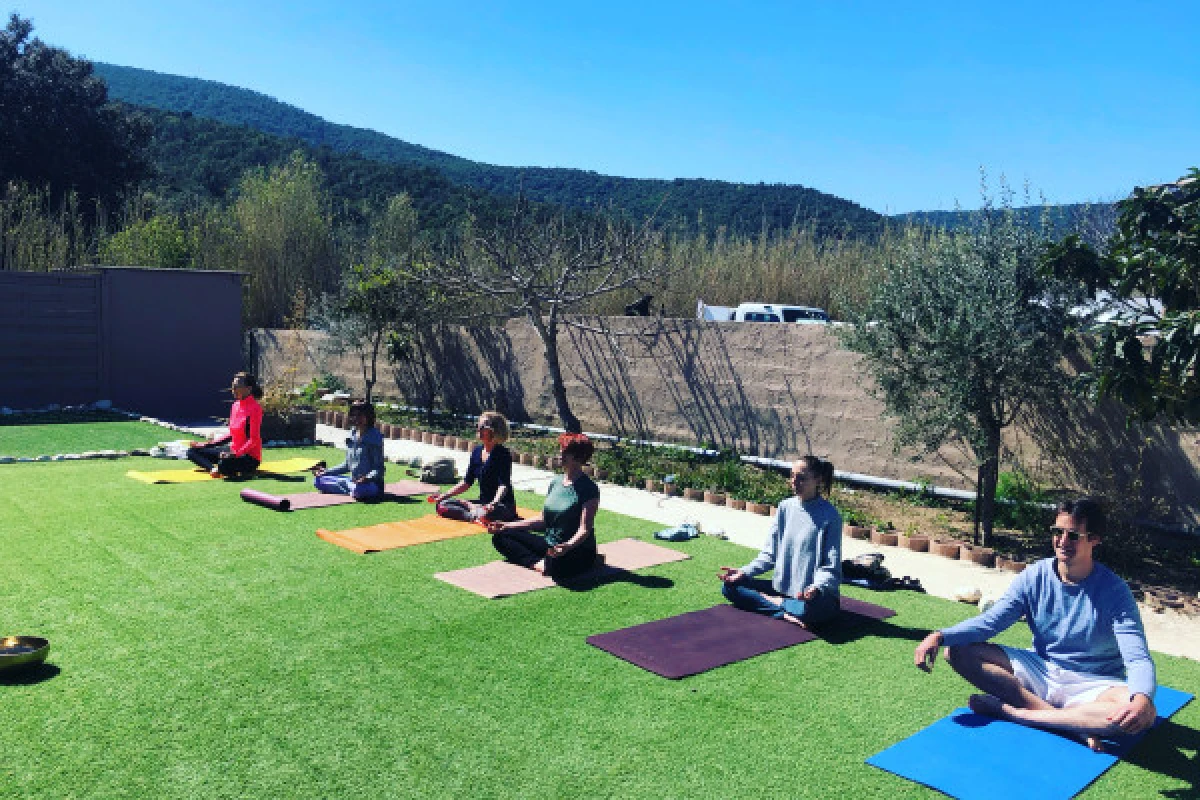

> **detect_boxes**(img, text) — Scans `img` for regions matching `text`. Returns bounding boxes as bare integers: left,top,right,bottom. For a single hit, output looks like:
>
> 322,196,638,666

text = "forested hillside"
138,108,503,231
96,62,884,238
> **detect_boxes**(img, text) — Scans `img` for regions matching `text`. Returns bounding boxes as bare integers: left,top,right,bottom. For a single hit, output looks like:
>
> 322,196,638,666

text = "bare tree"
431,197,667,432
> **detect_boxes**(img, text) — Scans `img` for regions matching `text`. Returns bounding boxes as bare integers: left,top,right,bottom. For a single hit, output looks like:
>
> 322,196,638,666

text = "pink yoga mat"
240,480,440,511
433,538,691,598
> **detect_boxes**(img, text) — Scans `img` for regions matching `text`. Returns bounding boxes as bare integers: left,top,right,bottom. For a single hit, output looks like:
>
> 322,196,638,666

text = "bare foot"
968,694,1009,719
531,560,546,574
210,468,222,479
780,612,809,629
1085,736,1106,753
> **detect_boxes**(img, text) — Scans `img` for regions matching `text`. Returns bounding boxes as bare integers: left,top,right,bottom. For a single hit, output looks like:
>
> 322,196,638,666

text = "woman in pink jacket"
186,372,264,478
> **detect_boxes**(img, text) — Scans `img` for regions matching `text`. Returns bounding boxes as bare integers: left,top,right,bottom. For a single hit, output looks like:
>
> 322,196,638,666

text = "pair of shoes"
888,575,924,592
210,467,222,479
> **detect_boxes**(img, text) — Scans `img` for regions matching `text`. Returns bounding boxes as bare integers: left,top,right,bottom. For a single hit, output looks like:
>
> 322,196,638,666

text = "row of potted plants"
842,523,1028,572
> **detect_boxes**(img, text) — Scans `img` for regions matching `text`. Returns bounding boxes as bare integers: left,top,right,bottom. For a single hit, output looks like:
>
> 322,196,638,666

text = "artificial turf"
0,419,175,458
1,445,1197,798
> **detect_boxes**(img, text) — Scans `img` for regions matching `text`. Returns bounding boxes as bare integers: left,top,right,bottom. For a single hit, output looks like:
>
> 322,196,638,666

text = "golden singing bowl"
0,636,50,673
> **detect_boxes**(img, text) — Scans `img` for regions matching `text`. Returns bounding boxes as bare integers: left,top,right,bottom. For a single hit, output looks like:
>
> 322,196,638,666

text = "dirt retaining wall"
249,319,1200,525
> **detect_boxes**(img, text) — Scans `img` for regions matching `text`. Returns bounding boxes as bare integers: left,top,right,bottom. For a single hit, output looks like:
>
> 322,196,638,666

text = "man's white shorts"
1000,645,1127,708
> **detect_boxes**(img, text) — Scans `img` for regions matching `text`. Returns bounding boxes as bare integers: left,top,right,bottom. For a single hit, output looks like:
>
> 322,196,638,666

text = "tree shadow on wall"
388,326,530,421
564,318,801,456
563,317,654,440
249,330,326,389
1021,347,1200,526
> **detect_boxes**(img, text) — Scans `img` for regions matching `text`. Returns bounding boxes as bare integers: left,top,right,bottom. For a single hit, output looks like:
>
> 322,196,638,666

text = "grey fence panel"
0,272,103,407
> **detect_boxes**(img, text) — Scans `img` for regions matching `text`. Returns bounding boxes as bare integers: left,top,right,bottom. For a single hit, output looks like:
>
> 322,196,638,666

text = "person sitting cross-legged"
486,433,600,581
717,455,842,628
312,401,385,501
913,497,1157,752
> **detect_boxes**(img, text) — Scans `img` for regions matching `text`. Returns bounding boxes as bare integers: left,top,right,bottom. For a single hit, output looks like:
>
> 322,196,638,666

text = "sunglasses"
1049,526,1088,541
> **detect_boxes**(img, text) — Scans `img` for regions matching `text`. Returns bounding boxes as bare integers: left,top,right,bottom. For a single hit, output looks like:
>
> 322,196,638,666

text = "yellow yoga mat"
126,457,320,485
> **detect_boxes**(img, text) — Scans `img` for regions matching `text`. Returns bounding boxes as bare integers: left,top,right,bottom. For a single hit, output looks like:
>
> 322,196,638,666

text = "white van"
732,302,830,324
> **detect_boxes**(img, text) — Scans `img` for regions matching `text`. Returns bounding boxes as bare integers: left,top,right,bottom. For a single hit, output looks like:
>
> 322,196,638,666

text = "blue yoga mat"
867,686,1192,800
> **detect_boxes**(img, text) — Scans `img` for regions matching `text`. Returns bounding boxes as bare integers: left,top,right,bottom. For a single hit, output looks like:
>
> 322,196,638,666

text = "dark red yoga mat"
240,480,439,511
587,596,895,679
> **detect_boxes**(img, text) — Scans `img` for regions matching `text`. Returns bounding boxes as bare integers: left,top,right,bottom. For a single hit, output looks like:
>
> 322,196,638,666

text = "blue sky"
15,0,1200,213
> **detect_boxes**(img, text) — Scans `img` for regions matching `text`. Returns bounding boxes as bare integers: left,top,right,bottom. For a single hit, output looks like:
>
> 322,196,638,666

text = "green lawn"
1,448,1196,798
0,419,174,458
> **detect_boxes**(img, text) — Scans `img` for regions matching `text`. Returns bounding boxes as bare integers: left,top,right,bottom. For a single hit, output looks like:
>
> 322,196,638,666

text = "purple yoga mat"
587,596,896,679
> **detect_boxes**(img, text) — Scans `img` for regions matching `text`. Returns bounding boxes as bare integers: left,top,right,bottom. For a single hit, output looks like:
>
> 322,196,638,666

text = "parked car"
733,302,830,324
697,299,830,324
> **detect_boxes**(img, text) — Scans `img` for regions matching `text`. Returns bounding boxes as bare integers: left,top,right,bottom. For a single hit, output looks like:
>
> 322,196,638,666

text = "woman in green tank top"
487,433,601,580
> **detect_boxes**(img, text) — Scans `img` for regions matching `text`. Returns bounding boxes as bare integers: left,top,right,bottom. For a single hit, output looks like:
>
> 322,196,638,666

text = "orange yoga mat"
316,508,538,554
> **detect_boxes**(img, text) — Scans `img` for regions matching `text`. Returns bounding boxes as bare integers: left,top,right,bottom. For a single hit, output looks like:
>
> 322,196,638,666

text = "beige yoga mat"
316,508,539,554
127,457,320,484
434,538,691,598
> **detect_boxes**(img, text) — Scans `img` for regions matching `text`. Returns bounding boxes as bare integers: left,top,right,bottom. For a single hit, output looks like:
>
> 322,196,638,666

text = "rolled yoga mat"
240,480,440,511
866,685,1193,800
586,595,896,679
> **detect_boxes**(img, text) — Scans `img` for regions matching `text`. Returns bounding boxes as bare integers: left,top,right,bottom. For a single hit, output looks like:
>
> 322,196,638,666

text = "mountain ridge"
95,62,884,238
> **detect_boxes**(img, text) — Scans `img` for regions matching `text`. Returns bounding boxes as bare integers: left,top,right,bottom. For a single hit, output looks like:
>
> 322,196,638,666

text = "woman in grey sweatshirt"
718,455,842,627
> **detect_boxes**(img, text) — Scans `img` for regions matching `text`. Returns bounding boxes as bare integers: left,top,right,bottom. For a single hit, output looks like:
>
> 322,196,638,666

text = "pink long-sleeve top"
228,395,264,462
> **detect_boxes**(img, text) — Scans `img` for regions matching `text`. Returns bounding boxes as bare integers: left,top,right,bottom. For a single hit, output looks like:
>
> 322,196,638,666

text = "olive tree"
429,196,667,432
841,212,1072,544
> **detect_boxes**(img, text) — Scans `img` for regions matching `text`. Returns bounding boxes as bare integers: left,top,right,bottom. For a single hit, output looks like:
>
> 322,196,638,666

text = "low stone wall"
248,319,1200,525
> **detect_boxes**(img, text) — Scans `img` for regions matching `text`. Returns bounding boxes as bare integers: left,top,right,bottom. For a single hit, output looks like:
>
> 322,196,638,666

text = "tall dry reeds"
0,183,98,272
587,222,900,320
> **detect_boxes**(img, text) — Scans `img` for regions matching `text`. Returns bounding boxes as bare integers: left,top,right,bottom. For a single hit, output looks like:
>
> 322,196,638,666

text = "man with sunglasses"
913,497,1156,751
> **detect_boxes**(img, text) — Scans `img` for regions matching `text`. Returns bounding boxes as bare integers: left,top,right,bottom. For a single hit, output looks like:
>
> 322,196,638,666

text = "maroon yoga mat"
586,596,895,679
240,480,439,511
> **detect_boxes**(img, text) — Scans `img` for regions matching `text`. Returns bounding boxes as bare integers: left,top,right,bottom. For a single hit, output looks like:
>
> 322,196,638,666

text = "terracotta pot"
965,546,995,567
726,497,746,511
645,478,662,492
443,435,457,449
769,505,778,517
663,483,680,497
458,439,472,452
545,456,562,470
593,469,609,481
747,501,771,516
421,431,434,445
704,490,726,505
998,556,1027,573
388,424,402,440
846,525,871,540
932,541,961,559
582,465,594,477
870,529,898,547
683,487,704,501
431,434,445,447
899,534,930,553
331,411,344,428
317,410,328,425
519,452,536,466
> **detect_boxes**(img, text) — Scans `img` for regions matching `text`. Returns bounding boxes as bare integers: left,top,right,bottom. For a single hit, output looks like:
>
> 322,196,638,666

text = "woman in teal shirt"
488,433,600,580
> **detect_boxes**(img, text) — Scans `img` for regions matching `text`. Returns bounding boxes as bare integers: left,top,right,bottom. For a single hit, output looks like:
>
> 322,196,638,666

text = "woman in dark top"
487,433,600,581
430,411,517,522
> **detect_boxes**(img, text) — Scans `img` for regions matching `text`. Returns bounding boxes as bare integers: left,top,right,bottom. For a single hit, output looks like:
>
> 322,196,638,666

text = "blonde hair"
478,410,510,443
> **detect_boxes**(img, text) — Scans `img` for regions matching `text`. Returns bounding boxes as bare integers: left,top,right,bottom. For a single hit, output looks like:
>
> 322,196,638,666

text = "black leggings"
186,445,259,477
492,530,598,581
